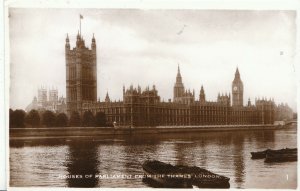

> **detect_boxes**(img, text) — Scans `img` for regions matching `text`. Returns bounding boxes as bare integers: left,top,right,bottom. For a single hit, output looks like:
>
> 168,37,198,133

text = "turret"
105,92,110,103
176,64,182,83
91,33,96,50
199,85,206,104
152,85,156,90
173,64,185,103
248,98,251,106
65,33,70,50
76,31,80,47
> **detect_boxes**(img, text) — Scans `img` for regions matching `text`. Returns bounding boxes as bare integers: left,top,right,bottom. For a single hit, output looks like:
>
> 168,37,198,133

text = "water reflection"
10,128,296,188
232,135,245,188
174,143,190,166
66,141,99,187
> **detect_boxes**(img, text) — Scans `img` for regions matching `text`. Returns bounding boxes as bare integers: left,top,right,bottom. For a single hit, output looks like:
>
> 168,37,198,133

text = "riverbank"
9,124,283,139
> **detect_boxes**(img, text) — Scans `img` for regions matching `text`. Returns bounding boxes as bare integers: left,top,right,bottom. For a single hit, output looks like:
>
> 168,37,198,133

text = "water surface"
10,126,297,188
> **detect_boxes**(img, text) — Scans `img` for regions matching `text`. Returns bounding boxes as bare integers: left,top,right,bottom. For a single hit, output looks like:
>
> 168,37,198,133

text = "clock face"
233,86,238,91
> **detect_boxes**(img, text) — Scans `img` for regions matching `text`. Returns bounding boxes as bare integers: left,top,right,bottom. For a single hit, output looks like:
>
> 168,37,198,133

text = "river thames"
10,126,297,188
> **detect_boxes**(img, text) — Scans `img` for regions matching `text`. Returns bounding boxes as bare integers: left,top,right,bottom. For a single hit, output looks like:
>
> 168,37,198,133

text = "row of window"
92,107,269,117
104,115,263,126
68,87,96,101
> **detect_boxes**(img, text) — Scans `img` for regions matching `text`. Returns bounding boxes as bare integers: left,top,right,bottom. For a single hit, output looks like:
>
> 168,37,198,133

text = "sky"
9,9,297,111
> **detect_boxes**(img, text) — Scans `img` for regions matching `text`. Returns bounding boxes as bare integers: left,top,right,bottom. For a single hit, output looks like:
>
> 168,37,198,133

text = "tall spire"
92,33,95,42
173,64,185,102
65,33,70,50
200,85,204,93
66,33,69,42
234,67,240,80
236,67,240,74
176,64,182,83
199,85,206,103
105,91,110,102
91,33,96,50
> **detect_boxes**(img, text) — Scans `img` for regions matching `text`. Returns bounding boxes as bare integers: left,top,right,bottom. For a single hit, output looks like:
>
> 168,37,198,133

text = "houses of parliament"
65,32,277,127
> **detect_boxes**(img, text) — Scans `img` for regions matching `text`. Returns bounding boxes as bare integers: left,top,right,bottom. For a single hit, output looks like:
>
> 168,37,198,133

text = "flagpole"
79,15,81,36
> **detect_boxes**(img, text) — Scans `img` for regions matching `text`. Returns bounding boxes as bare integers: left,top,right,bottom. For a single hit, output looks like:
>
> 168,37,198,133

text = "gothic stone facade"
26,87,66,113
65,33,97,114
66,34,275,126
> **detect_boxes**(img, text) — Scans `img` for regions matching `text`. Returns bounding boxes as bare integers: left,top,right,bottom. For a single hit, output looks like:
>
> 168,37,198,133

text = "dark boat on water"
142,160,230,188
265,152,297,163
251,148,297,161
251,150,270,159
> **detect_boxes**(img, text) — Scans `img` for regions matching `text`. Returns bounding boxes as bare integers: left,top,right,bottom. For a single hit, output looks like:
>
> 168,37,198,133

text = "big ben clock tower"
232,68,243,107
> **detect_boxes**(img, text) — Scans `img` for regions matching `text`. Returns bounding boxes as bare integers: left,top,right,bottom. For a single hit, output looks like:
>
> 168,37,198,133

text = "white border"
1,0,5,190
3,0,300,191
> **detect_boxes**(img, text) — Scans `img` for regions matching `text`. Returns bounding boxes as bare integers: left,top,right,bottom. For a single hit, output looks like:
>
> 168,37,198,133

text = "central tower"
232,68,243,107
173,65,185,102
65,32,97,115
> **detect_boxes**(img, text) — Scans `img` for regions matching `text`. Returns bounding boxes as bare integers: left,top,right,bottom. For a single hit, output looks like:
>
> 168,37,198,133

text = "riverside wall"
9,124,283,139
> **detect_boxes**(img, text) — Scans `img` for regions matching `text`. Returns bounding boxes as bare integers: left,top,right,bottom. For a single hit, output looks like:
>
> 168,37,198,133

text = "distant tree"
95,111,107,127
82,111,95,127
56,113,68,127
42,110,56,127
10,109,26,128
25,109,41,127
69,111,81,127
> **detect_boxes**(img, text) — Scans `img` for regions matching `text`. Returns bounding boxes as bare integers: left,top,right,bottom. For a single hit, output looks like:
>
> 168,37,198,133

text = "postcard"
5,0,298,190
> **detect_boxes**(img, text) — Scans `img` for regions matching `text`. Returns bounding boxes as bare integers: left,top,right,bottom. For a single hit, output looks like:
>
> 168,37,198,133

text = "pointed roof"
234,67,241,81
176,64,183,83
92,33,96,42
177,64,182,77
235,67,240,75
200,85,205,93
105,91,110,102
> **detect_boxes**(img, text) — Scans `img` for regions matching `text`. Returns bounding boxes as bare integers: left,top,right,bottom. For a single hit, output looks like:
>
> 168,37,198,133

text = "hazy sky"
9,9,297,111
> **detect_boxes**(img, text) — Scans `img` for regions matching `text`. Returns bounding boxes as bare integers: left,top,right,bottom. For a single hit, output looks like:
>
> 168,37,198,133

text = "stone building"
173,66,195,104
65,32,97,114
49,88,58,103
274,103,294,121
26,88,66,113
66,33,278,127
38,87,47,106
232,68,243,107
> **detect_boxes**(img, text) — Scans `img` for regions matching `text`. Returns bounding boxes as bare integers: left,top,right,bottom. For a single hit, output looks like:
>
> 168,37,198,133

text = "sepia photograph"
7,2,297,190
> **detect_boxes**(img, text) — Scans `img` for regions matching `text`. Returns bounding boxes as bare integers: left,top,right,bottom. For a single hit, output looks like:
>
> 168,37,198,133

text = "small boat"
251,150,269,159
142,160,230,188
142,160,192,188
265,152,297,163
251,148,297,159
